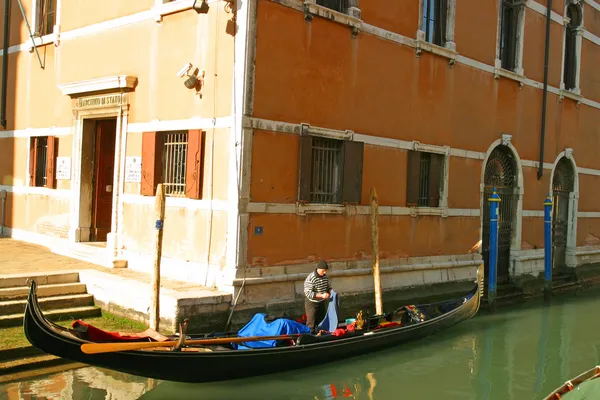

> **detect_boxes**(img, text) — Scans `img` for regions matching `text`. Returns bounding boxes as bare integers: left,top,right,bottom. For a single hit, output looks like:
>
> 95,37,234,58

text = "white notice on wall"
125,156,142,183
56,157,71,180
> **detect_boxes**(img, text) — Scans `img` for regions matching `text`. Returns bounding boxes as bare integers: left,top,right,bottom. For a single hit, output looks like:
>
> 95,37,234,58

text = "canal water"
2,288,600,400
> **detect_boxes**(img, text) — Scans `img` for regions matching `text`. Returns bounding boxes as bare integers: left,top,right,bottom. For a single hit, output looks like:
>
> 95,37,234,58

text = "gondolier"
304,260,332,333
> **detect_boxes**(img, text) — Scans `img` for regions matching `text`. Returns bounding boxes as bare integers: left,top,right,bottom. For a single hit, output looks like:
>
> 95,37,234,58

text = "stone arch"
550,150,579,268
479,136,524,283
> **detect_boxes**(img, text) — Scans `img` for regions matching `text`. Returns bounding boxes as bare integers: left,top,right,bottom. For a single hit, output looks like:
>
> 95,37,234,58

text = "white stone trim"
126,116,233,133
586,0,600,12
0,185,71,198
0,126,72,139
300,122,354,141
58,76,138,96
121,194,229,212
527,1,565,24
303,0,362,35
523,210,545,217
578,212,600,217
583,30,600,46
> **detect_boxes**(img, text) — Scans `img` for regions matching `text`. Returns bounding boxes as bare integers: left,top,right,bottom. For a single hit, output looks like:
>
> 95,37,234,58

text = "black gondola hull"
24,265,484,383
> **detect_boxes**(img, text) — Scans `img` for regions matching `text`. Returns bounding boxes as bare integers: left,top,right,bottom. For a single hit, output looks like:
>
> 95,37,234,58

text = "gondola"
543,366,600,400
23,264,484,384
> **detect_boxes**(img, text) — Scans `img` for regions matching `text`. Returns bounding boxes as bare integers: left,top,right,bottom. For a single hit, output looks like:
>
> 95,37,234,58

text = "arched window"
563,4,582,91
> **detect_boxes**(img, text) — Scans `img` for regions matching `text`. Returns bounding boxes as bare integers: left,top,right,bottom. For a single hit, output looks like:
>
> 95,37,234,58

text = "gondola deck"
23,264,484,383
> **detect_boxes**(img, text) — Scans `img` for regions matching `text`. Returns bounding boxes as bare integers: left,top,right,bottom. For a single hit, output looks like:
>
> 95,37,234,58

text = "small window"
422,0,448,46
298,135,364,205
34,0,57,37
563,4,582,91
29,136,57,188
161,131,188,197
141,130,204,199
316,0,347,13
406,151,444,208
499,0,523,72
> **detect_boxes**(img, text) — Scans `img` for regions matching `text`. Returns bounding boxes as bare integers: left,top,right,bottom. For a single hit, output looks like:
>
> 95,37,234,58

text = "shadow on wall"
0,0,21,237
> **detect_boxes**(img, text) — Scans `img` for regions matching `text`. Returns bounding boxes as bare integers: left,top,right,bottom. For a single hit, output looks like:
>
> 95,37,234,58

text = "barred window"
407,151,444,208
299,135,364,205
141,130,204,199
161,131,188,197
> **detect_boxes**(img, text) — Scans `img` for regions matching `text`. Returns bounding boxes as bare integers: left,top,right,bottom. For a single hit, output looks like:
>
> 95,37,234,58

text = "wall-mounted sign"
56,157,71,180
74,93,124,109
125,156,142,183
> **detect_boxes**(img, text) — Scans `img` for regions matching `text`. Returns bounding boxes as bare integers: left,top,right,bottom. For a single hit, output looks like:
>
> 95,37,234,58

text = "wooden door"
92,119,117,242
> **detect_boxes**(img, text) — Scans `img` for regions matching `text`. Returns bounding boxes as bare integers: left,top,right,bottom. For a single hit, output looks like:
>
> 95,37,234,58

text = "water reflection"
3,288,600,400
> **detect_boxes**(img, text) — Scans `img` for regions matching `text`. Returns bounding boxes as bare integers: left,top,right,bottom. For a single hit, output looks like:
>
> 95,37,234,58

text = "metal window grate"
35,137,48,187
316,0,347,13
310,137,342,204
418,152,431,207
161,131,188,197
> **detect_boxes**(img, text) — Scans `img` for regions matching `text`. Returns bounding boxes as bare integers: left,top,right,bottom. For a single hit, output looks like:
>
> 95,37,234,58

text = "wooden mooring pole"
370,188,383,316
150,184,166,331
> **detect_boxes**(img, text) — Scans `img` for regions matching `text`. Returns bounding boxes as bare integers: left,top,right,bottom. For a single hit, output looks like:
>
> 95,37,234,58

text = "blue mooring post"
488,188,501,309
544,194,553,300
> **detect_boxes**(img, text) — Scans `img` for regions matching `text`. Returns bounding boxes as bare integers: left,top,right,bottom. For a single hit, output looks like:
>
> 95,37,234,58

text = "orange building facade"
1,0,600,308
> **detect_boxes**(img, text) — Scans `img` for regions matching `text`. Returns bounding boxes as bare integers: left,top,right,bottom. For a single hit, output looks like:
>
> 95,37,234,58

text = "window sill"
408,207,448,218
415,37,457,65
297,203,345,215
26,33,58,52
559,88,583,105
494,66,525,86
152,0,195,22
303,2,362,37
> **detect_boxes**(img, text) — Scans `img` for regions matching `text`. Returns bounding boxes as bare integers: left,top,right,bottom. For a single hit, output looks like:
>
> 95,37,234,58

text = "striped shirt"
304,270,332,303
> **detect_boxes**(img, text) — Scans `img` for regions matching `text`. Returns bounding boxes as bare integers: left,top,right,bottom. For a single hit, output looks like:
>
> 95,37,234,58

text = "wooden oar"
80,334,303,355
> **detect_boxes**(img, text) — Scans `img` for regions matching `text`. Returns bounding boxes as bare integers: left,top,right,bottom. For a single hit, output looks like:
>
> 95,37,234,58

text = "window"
498,0,524,72
406,151,444,208
34,0,57,37
141,130,204,199
563,4,582,91
422,0,447,46
298,135,364,205
29,136,57,188
316,0,347,13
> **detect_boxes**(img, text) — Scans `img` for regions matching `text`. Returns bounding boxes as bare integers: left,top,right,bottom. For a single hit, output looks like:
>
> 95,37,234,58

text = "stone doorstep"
77,269,233,332
0,271,80,289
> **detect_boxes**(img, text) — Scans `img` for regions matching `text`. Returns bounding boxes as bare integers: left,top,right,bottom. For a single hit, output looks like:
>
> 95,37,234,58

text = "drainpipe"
538,0,553,180
1,0,10,128
0,190,6,237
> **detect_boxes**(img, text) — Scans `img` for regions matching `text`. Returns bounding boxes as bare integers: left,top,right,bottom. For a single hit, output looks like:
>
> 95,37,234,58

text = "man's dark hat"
317,260,329,270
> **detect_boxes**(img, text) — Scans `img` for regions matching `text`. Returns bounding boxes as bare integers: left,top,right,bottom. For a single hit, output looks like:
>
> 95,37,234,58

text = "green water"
2,288,600,400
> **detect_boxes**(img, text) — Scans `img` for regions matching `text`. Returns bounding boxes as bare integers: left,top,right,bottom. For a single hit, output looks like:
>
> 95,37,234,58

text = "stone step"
0,293,95,315
0,283,88,301
0,272,80,289
0,305,102,328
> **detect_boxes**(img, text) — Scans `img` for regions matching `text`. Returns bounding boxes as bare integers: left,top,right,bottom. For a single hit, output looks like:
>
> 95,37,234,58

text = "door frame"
479,135,524,281
68,96,130,257
549,149,579,268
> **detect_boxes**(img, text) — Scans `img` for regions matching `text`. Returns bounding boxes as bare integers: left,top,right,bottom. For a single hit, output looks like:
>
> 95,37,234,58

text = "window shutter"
141,132,161,196
45,136,57,189
185,130,204,200
298,134,313,202
29,138,37,186
428,153,444,208
438,0,448,45
406,151,421,207
34,0,44,36
341,140,364,204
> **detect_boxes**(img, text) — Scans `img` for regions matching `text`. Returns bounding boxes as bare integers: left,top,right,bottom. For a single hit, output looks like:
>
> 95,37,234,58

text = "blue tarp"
235,314,311,350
